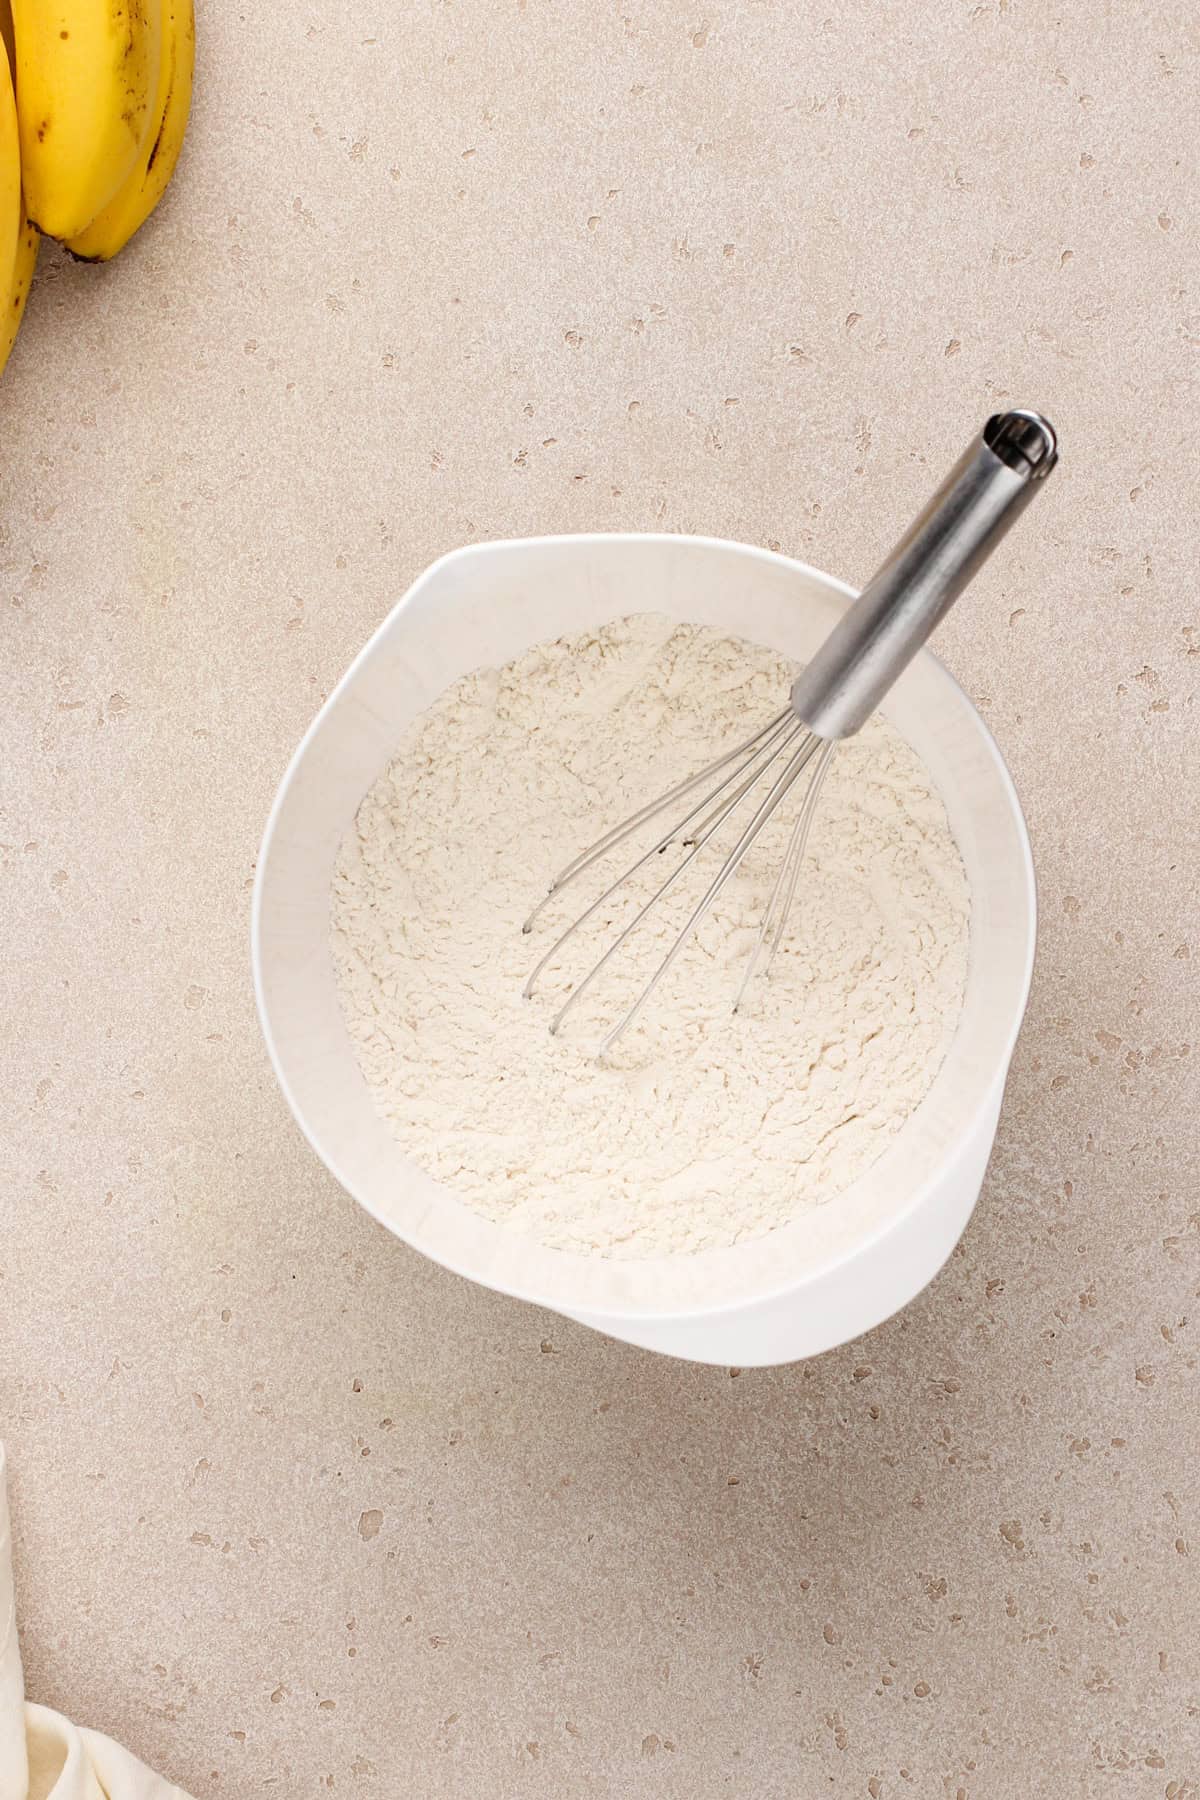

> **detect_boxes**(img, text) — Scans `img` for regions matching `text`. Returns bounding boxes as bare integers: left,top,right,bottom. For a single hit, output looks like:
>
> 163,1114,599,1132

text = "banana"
9,0,161,239
67,0,192,259
0,213,38,377
1,7,41,381
0,21,19,302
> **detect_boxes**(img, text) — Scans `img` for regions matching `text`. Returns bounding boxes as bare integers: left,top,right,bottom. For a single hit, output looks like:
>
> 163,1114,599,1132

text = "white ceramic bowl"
253,534,1036,1367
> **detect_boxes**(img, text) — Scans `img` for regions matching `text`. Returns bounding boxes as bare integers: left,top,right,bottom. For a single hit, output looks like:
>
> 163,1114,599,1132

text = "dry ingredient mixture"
332,615,969,1259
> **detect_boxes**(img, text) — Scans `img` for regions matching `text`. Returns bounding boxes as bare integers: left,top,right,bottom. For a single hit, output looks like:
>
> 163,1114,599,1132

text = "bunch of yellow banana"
0,0,193,376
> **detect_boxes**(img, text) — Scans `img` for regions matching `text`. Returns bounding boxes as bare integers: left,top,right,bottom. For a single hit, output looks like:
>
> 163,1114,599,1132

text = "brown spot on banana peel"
145,91,173,174
143,37,179,175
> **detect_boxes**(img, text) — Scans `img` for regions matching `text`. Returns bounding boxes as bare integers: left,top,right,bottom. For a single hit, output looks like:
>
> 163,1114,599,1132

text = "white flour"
331,615,969,1259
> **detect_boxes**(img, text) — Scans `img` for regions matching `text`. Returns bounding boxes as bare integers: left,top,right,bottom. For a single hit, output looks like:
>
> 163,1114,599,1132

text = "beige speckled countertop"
1,2,1197,1795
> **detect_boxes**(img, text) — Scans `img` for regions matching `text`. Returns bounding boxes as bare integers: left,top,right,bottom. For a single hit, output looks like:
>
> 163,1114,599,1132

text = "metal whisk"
524,410,1058,1056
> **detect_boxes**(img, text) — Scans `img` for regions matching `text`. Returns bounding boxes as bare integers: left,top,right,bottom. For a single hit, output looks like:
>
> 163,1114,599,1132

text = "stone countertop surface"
1,2,1196,1795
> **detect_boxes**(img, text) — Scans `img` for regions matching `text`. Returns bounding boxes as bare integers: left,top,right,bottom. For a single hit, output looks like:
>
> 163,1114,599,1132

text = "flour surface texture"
332,616,969,1259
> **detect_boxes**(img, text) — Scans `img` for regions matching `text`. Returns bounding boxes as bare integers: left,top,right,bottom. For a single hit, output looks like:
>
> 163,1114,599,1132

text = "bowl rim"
252,531,1037,1321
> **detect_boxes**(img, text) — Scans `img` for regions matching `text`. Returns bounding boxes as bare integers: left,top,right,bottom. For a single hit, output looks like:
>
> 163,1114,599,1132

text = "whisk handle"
790,409,1057,740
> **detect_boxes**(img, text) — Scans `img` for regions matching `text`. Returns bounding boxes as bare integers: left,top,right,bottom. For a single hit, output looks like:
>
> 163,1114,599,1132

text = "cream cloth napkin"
0,1448,194,1800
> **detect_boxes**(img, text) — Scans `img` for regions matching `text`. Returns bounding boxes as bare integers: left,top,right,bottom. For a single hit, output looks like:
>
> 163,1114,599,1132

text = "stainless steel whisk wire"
733,736,838,1011
523,410,1058,1056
